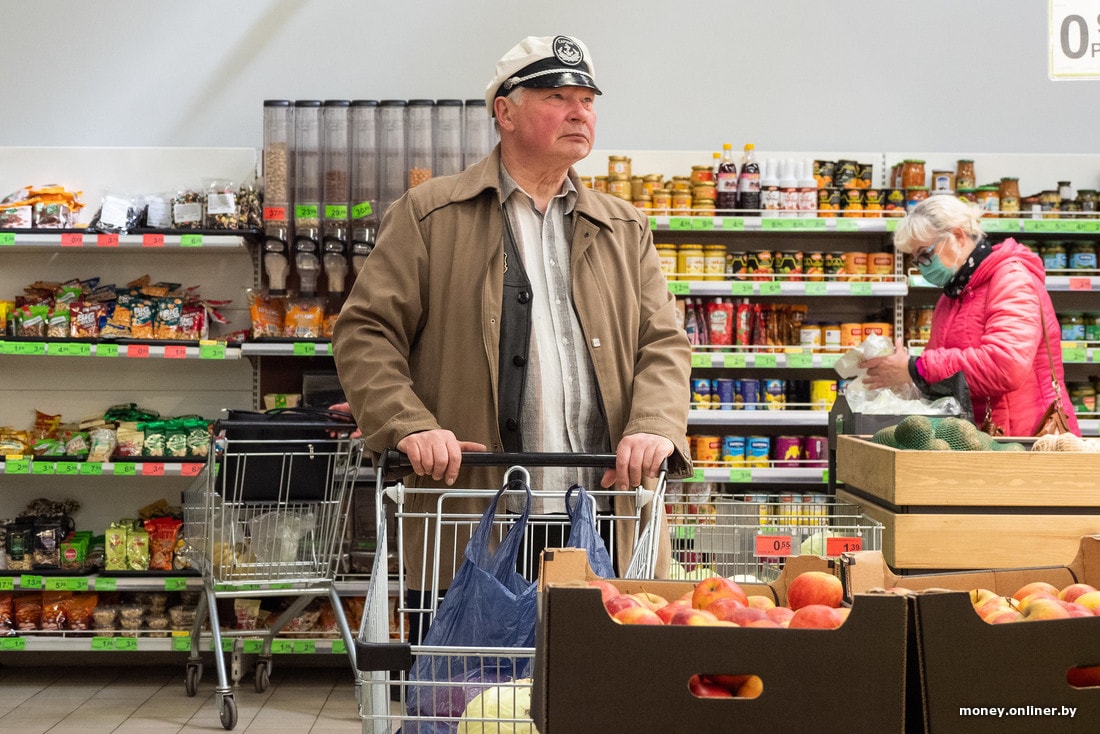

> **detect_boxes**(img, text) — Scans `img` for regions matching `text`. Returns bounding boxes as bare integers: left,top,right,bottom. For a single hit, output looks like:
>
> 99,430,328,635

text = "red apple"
1011,581,1060,603
1067,665,1100,688
604,594,642,617
975,596,1016,623
736,674,763,699
745,618,781,628
1057,600,1093,618
689,674,733,698
705,596,746,621
656,600,691,624
786,571,843,610
988,610,1023,624
629,591,668,611
692,576,749,611
1074,590,1100,613
970,588,999,606
714,604,767,626
588,579,619,605
766,606,796,627
669,607,720,626
1059,583,1099,604
1016,591,1060,614
787,604,843,629
1020,597,1072,621
746,594,776,611
613,606,664,625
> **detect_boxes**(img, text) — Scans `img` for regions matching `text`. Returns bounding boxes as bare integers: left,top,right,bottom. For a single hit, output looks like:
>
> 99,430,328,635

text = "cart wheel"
219,693,238,730
185,662,201,697
254,659,270,693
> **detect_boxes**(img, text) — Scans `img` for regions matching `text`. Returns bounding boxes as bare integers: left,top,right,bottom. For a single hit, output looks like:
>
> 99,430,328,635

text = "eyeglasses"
912,236,947,267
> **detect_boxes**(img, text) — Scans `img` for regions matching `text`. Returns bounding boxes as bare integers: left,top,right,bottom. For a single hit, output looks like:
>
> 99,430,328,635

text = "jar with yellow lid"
677,244,705,280
642,173,664,196
693,182,717,202
630,176,645,200
692,198,716,217
608,155,631,178
671,190,693,215
690,165,715,184
651,189,672,216
703,244,727,281
656,243,678,280
632,195,653,211
669,176,693,192
593,176,609,193
607,175,631,200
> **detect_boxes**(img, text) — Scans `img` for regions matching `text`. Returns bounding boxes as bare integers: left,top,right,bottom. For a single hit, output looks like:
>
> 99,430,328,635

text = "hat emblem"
552,36,583,66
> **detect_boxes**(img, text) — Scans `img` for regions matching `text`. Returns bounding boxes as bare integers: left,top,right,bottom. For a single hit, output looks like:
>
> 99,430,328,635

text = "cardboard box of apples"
841,534,1100,733
531,548,909,733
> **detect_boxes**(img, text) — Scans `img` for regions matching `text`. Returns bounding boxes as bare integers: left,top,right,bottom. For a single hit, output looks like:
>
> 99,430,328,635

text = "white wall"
1,0,1097,155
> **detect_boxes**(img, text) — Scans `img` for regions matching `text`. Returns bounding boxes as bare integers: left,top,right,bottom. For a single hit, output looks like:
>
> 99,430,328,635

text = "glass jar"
931,170,955,193
1060,311,1085,341
900,160,926,189
1070,240,1098,269
999,177,1021,216
703,244,727,281
690,165,715,184
1040,190,1061,218
692,198,716,217
677,244,705,280
956,159,975,189
957,187,978,204
693,182,717,202
651,189,671,215
656,244,678,280
904,186,929,213
1042,241,1067,270
975,186,1000,217
1077,189,1098,214
593,176,608,193
1085,313,1100,341
608,155,631,178
433,99,464,178
917,306,934,342
1021,194,1042,218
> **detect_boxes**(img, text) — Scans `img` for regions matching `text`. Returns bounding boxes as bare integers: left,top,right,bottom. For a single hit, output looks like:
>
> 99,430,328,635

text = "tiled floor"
0,661,363,733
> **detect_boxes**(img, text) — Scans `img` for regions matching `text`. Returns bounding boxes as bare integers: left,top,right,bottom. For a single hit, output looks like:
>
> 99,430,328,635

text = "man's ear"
494,96,514,131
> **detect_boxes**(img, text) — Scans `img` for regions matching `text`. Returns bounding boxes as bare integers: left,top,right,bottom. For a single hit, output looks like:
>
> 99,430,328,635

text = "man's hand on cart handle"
603,433,674,491
326,403,362,439
397,429,488,486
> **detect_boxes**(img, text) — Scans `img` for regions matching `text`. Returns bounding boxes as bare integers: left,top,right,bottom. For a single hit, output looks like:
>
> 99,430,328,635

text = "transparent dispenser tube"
377,100,407,219
350,100,379,273
433,99,463,177
262,99,294,294
407,99,434,189
321,100,351,297
293,100,323,296
463,99,495,169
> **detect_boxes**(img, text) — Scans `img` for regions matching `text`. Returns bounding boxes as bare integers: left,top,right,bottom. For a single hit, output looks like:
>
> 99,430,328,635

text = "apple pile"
967,581,1100,624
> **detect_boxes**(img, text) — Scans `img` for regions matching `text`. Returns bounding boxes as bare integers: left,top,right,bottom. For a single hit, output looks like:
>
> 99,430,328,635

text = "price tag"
805,282,828,295
728,468,752,483
52,343,92,357
181,463,204,477
836,219,860,232
730,281,754,296
142,233,165,248
885,219,900,232
332,640,347,655
92,637,116,650
264,206,287,221
667,281,690,295
180,234,204,247
126,344,151,358
292,640,316,654
1050,1,1100,79
46,577,89,592
723,353,747,368
32,461,55,475
97,233,120,247
983,219,1014,233
5,457,30,474
325,204,348,219
295,204,319,220
690,353,712,368
1080,220,1100,232
788,352,813,369
761,219,795,231
754,534,793,557
684,468,706,482
820,353,841,369
0,232,15,245
1069,277,1093,290
173,635,192,652
1023,219,1060,232
18,342,47,355
1063,345,1087,363
271,640,293,654
351,201,374,219
755,354,777,368
199,342,227,359
0,638,26,650
114,462,136,476
20,575,44,590
115,637,138,651
826,536,864,555
849,282,873,296
648,217,657,230
95,577,118,592
142,462,166,477
164,344,188,359
691,217,715,231
80,462,103,476
1058,220,1081,233
760,281,782,296
293,342,317,356
0,341,14,354
801,219,828,231
0,578,13,591
165,578,188,592
244,639,264,654
722,217,745,231
669,217,693,231
822,469,830,484
60,232,84,247
96,343,120,357
55,461,80,476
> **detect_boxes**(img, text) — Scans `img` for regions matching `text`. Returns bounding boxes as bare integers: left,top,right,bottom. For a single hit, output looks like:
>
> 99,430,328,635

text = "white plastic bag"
835,335,961,415
248,511,315,564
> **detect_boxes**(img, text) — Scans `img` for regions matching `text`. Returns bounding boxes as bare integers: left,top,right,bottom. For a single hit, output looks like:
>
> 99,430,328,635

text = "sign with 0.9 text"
1050,1,1100,78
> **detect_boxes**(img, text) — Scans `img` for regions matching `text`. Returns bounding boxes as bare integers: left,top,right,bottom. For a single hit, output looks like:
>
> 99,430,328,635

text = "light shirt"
500,165,610,512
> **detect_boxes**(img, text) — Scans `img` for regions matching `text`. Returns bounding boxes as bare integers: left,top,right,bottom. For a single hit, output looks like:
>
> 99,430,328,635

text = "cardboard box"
841,536,1100,733
837,435,1100,569
532,548,909,733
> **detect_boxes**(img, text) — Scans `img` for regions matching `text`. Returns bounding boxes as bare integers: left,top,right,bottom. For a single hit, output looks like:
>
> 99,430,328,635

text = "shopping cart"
665,489,882,584
356,451,666,734
181,415,365,729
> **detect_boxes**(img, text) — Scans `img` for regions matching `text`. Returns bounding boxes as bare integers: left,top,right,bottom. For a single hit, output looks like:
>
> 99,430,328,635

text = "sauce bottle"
760,159,781,217
716,143,739,214
737,143,761,215
779,159,799,218
798,158,819,218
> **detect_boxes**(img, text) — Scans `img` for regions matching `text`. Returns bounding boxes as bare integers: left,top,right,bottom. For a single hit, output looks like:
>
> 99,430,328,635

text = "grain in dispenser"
378,100,408,217
349,100,379,272
407,99,435,189
262,100,294,295
433,99,464,177
293,100,323,296
321,100,351,297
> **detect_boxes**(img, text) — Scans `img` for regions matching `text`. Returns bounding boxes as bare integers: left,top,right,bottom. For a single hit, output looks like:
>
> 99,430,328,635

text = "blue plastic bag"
565,484,616,578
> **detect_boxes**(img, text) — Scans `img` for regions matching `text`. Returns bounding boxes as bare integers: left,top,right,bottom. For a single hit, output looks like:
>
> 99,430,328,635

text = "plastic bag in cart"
565,484,615,578
248,510,316,563
405,477,537,733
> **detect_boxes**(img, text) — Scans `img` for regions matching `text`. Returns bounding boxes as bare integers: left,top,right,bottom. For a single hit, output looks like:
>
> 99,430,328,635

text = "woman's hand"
860,338,914,391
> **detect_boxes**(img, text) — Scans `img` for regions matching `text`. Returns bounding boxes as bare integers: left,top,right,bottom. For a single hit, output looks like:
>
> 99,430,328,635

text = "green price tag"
788,352,813,369
669,217,692,231
730,281,753,296
885,219,900,232
0,578,13,591
849,282,873,296
822,469,830,483
1023,220,1059,232
211,638,234,653
46,578,87,591
173,635,191,652
667,281,690,295
91,637,115,650
52,343,92,357
235,584,262,591
690,353,712,368
691,217,715,231
292,640,316,654
293,342,317,356
722,217,745,231
351,201,373,219
723,353,747,369
761,219,795,231
1063,346,1087,363
180,234,204,247
672,525,696,540
755,354,777,368
805,282,828,295
1079,220,1100,233
648,217,657,230
5,457,30,474
32,461,55,475
728,468,752,483
96,343,119,357
57,462,79,476
683,468,706,483
271,640,293,654
268,583,293,590
836,219,859,231
243,639,264,654
80,462,103,476
325,205,348,219
19,342,47,355
0,638,26,650
199,343,227,360
759,281,782,296
95,577,118,592
164,578,188,592
820,354,841,369
0,232,15,245
800,219,828,231
20,575,43,590
332,640,347,655
295,204,319,220
115,637,138,651
0,341,15,354
1056,220,1080,233
983,219,1015,233
114,462,136,476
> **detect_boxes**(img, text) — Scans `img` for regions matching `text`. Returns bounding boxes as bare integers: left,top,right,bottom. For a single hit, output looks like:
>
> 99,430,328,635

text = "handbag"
981,306,1072,437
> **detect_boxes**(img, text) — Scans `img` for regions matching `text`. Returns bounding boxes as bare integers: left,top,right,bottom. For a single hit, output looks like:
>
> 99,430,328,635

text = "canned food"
866,252,894,281
822,323,842,352
1042,242,1067,271
727,251,748,280
834,160,859,189
810,380,837,411
862,322,893,340
745,436,771,468
799,323,823,350
774,250,804,281
738,378,760,410
804,435,828,466
691,377,714,409
747,250,775,282
1070,241,1097,270
841,188,864,218
814,160,835,188
884,188,906,217
825,252,846,278
693,434,721,464
774,436,803,468
704,244,727,281
863,187,884,217
715,378,736,410
763,378,786,410
840,322,863,347
805,251,825,281
817,187,840,217
677,244,705,279
721,435,746,465
842,251,868,280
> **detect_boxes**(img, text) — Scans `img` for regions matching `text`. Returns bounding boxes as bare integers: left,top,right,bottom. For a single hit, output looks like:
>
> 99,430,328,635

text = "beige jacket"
333,148,691,587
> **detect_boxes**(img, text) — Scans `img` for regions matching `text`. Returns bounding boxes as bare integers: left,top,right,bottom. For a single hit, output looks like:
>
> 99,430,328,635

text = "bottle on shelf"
716,143,739,215
779,159,799,218
684,297,701,346
737,143,761,215
760,159,780,217
798,158,818,218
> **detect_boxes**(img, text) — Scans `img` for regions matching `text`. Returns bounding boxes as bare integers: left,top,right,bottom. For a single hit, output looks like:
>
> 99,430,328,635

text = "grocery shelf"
682,465,829,485
911,272,1100,292
0,339,242,360
649,215,904,234
239,341,333,357
690,350,842,369
688,409,829,427
0,632,352,655
0,230,251,249
0,457,207,477
0,573,366,595
672,278,906,297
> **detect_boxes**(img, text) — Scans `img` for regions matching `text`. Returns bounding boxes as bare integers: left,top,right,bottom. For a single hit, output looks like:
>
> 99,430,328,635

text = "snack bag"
104,523,128,571
126,527,150,571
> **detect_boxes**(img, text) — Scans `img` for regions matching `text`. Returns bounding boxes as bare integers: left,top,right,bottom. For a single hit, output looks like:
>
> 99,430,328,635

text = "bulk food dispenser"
463,99,494,168
262,100,294,295
406,99,435,189
377,100,407,218
433,99,464,177
349,100,379,272
321,100,350,299
293,100,323,296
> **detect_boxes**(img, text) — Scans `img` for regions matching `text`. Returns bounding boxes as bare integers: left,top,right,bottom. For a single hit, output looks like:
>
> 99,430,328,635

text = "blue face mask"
918,252,957,287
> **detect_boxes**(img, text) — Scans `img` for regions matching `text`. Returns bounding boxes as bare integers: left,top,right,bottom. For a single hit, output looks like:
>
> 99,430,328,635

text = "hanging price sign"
1050,1,1100,79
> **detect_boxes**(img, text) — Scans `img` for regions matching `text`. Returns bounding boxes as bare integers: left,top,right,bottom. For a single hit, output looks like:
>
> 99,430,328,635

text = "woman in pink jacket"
863,195,1079,436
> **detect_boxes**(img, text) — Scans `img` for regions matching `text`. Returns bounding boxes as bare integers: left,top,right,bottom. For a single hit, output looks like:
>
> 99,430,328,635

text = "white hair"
893,194,985,254
493,86,526,133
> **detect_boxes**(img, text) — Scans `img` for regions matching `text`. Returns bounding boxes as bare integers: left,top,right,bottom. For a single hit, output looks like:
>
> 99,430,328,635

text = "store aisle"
0,663,362,733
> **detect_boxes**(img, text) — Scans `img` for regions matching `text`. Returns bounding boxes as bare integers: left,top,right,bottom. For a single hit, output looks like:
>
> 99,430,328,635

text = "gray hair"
893,194,985,254
493,86,526,133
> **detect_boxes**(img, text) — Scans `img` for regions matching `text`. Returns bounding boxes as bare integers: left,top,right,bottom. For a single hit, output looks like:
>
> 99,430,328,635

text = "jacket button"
513,355,526,366
518,291,530,304
506,418,518,431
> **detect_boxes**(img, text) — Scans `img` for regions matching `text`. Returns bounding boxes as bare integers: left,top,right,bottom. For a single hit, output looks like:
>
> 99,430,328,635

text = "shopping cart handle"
354,639,413,673
381,450,667,481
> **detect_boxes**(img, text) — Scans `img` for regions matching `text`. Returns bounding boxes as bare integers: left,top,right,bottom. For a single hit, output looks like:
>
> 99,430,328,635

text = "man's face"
499,86,597,167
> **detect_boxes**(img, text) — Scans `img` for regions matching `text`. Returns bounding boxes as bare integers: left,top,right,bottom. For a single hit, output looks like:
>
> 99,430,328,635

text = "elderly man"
333,35,691,626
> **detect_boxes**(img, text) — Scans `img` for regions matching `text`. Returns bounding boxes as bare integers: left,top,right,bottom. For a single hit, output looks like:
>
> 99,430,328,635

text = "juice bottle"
737,143,761,215
716,143,739,214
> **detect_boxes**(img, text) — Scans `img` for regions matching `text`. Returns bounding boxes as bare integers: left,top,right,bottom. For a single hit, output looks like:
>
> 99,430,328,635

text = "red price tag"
180,463,204,476
1069,277,1093,291
142,233,165,248
97,233,119,247
164,345,187,359
826,536,864,555
141,462,165,477
754,534,792,557
126,344,150,358
60,232,83,247
264,206,287,221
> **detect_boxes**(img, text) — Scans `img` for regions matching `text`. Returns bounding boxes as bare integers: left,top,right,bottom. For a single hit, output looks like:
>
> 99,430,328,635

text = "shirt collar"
498,160,578,214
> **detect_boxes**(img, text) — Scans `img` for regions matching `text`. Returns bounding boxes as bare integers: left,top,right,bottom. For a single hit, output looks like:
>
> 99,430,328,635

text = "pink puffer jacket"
918,238,1080,436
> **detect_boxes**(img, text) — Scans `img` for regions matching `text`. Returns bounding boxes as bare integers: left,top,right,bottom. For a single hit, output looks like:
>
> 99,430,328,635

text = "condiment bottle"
716,143,739,214
759,159,781,217
736,143,761,215
798,158,818,219
779,159,799,218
